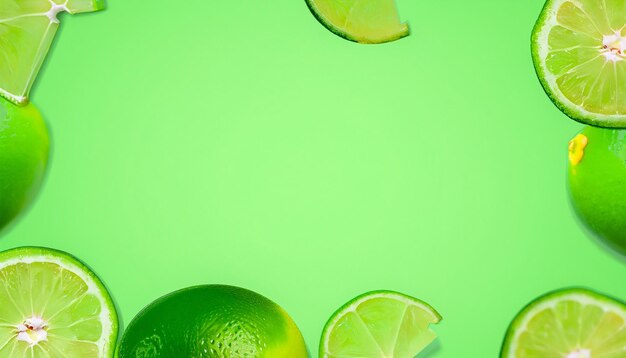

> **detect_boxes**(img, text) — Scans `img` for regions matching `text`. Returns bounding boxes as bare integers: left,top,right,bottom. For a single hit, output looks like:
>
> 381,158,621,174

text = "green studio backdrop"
3,0,625,356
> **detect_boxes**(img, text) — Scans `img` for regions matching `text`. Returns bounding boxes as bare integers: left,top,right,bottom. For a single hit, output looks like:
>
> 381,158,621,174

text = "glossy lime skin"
568,126,626,254
0,98,49,233
118,285,308,358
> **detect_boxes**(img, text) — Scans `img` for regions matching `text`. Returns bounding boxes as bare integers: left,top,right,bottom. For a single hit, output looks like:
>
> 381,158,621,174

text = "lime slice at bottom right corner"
320,290,441,358
501,288,626,357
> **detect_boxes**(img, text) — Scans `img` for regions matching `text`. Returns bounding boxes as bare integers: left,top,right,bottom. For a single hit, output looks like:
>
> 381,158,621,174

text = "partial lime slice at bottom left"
320,290,442,358
0,247,118,357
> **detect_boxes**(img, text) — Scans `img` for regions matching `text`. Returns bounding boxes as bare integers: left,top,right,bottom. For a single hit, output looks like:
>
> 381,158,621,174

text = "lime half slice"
320,291,441,358
501,288,626,357
0,247,118,357
0,0,104,105
532,0,626,127
305,0,408,44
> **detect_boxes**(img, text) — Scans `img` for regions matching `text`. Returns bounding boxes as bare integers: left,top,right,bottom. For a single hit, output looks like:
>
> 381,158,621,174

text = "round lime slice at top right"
501,288,626,357
532,0,626,127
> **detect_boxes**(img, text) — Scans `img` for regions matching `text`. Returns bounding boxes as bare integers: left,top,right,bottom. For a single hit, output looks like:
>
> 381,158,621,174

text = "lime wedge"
532,0,626,127
501,288,626,357
305,0,409,44
320,291,441,358
0,247,118,357
0,0,105,105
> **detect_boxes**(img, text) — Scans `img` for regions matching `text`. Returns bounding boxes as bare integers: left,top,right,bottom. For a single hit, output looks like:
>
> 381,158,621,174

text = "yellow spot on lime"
569,134,588,166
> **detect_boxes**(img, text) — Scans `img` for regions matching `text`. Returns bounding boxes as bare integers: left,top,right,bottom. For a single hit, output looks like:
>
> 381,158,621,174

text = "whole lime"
118,285,308,357
0,98,49,233
568,126,626,254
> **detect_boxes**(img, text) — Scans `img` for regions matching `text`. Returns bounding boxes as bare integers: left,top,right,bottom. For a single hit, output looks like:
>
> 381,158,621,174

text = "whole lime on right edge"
0,97,49,233
567,126,626,254
118,285,308,357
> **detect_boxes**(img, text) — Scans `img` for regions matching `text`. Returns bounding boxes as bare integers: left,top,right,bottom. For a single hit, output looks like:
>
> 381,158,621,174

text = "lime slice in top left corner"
0,0,105,105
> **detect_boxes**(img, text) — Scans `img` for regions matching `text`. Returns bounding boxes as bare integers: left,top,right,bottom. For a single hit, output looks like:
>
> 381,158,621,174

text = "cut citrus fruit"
0,0,105,105
532,0,626,127
501,288,626,357
0,247,118,357
320,290,441,358
305,0,409,44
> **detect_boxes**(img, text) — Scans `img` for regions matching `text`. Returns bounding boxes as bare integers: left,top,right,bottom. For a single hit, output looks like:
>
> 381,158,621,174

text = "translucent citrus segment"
501,288,626,357
305,0,409,44
532,0,626,127
0,0,104,105
0,247,118,357
320,291,441,358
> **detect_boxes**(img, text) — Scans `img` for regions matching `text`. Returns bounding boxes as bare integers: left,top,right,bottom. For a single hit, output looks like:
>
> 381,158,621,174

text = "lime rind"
0,246,119,357
304,0,409,44
500,287,626,357
532,0,626,128
320,290,441,358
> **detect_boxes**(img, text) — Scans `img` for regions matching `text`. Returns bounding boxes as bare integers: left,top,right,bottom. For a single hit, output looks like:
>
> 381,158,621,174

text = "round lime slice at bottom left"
0,247,118,357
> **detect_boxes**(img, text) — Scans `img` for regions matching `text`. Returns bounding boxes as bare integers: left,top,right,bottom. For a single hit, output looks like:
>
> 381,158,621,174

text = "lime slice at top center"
501,288,626,357
320,290,441,358
0,0,104,105
532,0,626,127
305,0,409,44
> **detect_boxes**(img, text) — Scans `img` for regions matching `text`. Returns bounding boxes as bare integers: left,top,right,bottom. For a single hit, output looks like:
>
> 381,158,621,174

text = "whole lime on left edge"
0,97,49,233
119,285,308,358
568,126,626,254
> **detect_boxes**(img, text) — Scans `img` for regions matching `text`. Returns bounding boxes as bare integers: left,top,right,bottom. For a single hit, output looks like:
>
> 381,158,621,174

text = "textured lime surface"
119,285,307,358
567,126,626,254
0,0,104,105
305,0,408,43
0,246,118,357
532,0,626,127
501,288,626,357
0,98,48,233
320,291,441,358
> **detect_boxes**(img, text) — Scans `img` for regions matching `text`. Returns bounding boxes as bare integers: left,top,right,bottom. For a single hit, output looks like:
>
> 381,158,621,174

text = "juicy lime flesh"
568,126,626,254
322,292,441,358
0,98,48,233
0,0,104,105
0,254,113,357
119,285,307,358
536,0,626,123
505,291,626,357
306,0,408,43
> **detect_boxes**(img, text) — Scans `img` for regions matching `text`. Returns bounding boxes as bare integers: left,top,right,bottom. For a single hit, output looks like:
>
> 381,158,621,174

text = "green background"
2,0,626,356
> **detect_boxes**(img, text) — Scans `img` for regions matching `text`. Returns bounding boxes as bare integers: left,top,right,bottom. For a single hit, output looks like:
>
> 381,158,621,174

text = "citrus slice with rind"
532,0,626,127
501,288,626,357
320,290,441,358
305,0,409,44
0,246,118,357
0,0,104,105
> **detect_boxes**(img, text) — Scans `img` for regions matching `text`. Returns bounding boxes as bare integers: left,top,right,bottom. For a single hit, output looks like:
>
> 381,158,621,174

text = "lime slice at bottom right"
501,288,626,357
320,290,441,358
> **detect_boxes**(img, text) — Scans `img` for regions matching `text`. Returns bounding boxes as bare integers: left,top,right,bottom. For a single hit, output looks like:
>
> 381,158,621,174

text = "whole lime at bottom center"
118,285,308,357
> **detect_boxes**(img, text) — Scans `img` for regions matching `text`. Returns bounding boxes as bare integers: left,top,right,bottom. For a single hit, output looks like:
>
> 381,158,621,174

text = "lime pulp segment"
501,288,626,357
0,247,117,357
532,0,626,127
320,291,441,358
0,0,104,105
305,0,409,44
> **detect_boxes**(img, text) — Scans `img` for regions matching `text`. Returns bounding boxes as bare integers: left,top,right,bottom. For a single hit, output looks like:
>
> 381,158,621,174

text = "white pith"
16,317,48,346
535,0,626,123
602,33,626,62
505,292,626,357
322,292,441,358
0,254,114,356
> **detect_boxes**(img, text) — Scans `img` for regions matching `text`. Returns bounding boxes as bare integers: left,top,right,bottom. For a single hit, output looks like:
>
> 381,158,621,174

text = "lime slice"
0,247,118,357
501,288,626,357
305,0,409,44
0,0,105,105
320,290,441,358
532,0,626,127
